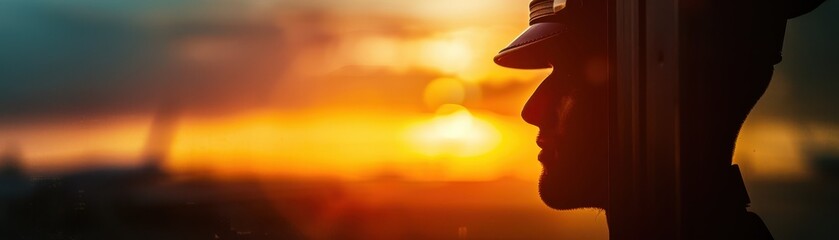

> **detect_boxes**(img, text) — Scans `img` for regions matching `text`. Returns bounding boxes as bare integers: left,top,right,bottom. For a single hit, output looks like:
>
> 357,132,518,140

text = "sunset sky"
1,0,838,181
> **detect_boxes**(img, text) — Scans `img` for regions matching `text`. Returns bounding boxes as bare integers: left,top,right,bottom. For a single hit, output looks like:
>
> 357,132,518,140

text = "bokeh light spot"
423,77,466,110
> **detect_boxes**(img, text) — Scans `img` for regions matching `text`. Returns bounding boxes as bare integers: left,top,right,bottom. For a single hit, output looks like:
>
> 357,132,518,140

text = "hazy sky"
0,0,836,179
0,0,532,123
0,0,835,121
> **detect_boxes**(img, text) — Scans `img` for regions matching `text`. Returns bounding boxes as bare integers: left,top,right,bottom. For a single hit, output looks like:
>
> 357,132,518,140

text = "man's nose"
521,78,555,127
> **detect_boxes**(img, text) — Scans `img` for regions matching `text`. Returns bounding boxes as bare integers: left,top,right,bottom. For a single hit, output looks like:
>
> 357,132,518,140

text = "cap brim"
494,22,566,69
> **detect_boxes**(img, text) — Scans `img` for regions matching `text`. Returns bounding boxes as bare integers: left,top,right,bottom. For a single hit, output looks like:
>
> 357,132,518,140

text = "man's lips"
538,150,552,163
536,140,556,163
536,136,556,163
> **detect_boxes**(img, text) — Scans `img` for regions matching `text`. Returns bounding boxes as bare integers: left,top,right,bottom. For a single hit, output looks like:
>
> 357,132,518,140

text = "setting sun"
405,104,502,158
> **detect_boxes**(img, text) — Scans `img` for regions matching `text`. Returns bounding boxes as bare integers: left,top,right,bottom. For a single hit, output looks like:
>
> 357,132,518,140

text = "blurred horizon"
1,0,838,182
0,0,839,178
0,0,549,181
0,0,838,239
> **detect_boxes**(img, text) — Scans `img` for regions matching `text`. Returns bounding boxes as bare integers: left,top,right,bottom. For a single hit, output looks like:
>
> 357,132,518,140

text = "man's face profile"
523,51,609,210
495,0,609,210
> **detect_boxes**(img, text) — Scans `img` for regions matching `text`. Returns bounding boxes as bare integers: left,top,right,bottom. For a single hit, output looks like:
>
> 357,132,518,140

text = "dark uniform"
680,1,824,239
495,0,825,239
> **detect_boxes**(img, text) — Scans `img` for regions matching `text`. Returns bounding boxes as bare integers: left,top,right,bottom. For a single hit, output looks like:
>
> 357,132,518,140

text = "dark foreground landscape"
0,163,836,240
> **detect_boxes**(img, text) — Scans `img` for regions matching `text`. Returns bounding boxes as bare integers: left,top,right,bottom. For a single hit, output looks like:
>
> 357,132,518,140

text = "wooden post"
609,0,681,239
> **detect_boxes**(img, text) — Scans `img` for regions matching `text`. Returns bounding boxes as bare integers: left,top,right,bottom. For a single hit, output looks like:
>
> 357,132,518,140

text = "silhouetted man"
494,0,824,239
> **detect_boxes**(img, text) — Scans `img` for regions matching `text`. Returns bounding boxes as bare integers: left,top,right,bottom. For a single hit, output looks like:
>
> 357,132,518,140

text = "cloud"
0,1,298,121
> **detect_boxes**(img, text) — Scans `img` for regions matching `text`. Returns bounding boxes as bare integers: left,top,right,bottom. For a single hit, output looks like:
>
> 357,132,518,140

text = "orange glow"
734,119,810,178
6,0,812,183
419,38,474,74
0,117,150,170
405,104,501,158
160,109,536,181
422,77,471,109
413,29,552,83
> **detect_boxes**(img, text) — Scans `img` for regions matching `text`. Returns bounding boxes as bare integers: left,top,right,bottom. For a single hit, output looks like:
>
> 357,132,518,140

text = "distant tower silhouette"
0,142,27,198
0,143,23,178
140,101,180,173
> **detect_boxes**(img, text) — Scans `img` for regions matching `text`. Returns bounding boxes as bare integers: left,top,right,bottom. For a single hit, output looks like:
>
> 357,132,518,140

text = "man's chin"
538,170,607,210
